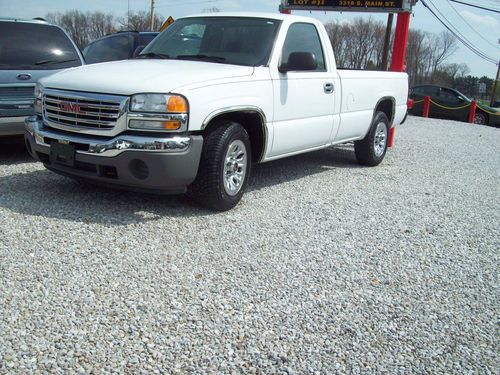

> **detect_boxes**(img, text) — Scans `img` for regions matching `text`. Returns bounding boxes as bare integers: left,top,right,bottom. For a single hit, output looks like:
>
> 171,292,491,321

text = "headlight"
34,82,43,99
34,82,44,115
130,94,188,113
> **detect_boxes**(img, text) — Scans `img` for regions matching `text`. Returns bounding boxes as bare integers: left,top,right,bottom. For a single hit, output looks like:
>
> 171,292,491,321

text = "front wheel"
354,111,390,167
189,121,251,211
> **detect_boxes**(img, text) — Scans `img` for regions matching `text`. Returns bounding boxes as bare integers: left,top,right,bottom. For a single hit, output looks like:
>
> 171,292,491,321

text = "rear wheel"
189,120,251,211
354,111,390,167
474,111,488,125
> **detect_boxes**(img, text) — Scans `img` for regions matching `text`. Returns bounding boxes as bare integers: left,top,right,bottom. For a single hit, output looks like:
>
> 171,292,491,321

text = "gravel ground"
0,117,498,374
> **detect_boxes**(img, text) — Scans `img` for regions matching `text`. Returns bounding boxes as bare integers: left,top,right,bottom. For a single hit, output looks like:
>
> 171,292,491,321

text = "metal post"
389,12,410,72
150,0,155,31
490,61,500,106
423,96,430,118
388,12,411,147
381,14,394,71
468,100,477,124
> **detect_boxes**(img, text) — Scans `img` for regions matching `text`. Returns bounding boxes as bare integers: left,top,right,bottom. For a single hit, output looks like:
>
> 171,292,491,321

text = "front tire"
190,120,251,211
354,111,390,167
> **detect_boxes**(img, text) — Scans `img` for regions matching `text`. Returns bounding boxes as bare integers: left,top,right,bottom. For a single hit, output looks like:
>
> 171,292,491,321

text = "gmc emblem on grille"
59,102,84,114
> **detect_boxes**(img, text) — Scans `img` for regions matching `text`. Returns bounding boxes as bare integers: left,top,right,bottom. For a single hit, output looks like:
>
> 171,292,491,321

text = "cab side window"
281,23,326,71
439,89,461,104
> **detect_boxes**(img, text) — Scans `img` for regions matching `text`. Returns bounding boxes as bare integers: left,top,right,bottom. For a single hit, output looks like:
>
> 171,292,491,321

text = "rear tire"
354,111,389,167
189,120,251,211
474,111,488,125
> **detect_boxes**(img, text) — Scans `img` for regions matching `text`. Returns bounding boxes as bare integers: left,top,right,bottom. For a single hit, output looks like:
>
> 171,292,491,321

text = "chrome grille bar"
42,89,127,132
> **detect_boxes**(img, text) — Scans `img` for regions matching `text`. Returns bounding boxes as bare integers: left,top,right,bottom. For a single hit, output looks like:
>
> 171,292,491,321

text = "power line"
449,0,500,13
421,0,498,64
447,0,500,50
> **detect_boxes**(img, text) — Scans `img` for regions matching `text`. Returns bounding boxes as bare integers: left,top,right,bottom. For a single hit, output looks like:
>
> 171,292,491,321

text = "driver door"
269,22,336,157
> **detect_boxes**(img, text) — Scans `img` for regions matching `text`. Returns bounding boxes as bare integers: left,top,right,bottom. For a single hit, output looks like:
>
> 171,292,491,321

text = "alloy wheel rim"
374,122,387,157
223,140,247,196
474,113,485,124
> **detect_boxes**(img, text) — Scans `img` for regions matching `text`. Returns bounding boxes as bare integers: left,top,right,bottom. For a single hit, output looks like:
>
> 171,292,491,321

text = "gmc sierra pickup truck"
25,13,408,211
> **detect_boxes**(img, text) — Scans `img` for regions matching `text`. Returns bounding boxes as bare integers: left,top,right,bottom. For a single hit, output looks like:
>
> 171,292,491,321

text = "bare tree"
325,18,385,70
203,7,221,13
46,10,116,50
117,11,164,32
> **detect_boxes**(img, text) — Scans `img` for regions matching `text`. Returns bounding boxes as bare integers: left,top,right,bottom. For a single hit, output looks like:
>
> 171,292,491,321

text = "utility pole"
381,14,394,71
150,0,155,31
490,61,500,106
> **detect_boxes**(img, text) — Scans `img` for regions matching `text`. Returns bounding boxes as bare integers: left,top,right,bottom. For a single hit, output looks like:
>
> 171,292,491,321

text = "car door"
440,88,469,121
269,22,335,157
410,86,427,116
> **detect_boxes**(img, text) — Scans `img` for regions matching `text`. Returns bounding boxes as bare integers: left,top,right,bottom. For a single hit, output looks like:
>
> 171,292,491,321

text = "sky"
1,0,499,78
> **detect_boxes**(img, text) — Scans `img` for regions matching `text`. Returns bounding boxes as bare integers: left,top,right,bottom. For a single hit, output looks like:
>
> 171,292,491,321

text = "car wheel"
354,111,389,167
189,120,251,211
474,111,488,125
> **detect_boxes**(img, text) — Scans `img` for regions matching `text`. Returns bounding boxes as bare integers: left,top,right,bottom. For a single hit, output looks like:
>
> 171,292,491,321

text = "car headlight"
34,82,44,99
34,82,44,115
130,94,188,113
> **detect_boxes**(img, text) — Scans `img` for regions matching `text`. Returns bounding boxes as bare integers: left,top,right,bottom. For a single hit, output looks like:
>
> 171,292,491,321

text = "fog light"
129,119,181,131
129,159,149,180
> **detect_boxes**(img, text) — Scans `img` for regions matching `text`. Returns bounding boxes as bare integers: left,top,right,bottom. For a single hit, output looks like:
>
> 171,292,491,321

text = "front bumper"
0,116,27,136
24,116,203,194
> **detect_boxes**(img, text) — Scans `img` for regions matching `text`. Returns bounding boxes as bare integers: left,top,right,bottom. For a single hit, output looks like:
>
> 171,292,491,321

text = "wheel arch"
374,96,396,126
201,106,268,163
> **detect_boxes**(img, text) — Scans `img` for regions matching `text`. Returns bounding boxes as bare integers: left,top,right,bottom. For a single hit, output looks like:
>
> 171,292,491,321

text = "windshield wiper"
176,54,226,63
34,58,79,66
136,52,170,59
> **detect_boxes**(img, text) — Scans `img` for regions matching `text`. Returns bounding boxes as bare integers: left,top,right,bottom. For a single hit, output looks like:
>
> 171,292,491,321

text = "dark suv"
82,31,158,64
0,18,84,137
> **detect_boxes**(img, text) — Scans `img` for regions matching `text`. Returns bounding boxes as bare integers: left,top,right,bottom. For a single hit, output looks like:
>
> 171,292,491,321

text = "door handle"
324,82,334,94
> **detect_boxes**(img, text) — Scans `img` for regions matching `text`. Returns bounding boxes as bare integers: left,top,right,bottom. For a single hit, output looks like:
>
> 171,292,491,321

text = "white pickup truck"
25,13,408,211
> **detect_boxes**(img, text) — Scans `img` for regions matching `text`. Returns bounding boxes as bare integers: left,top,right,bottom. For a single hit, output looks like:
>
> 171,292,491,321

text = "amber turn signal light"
167,96,188,113
162,120,181,130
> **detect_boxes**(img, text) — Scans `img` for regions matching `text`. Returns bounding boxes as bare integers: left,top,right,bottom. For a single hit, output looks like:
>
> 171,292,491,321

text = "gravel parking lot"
0,116,498,374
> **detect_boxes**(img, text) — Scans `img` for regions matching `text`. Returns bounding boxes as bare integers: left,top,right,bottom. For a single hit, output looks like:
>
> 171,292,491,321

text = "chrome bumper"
0,116,27,136
25,116,191,157
24,116,203,194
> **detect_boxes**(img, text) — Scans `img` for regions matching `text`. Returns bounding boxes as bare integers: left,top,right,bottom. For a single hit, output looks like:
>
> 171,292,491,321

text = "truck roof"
0,17,49,24
179,12,319,23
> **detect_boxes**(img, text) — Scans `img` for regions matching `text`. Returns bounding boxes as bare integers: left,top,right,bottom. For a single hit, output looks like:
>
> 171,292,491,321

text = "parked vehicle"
83,31,159,64
25,13,408,210
0,18,84,137
409,84,500,127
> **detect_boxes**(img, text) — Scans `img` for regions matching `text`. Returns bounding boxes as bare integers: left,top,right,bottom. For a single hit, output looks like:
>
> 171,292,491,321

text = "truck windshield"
140,17,281,67
0,22,81,70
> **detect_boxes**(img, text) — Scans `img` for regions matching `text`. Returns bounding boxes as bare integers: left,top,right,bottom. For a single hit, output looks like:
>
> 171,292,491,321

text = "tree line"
47,10,494,100
45,10,164,50
324,17,495,99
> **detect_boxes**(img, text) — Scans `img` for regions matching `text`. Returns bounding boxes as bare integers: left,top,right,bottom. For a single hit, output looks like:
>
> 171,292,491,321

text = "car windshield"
0,22,81,70
140,17,281,67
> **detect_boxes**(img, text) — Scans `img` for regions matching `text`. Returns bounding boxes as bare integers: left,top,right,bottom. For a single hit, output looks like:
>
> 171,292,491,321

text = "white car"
25,13,408,210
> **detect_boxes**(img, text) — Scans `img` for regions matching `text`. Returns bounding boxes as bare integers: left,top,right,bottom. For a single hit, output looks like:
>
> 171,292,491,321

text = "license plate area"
50,142,76,167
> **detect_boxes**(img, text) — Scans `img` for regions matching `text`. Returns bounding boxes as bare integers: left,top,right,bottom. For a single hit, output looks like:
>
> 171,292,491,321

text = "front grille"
43,92,123,130
0,86,35,99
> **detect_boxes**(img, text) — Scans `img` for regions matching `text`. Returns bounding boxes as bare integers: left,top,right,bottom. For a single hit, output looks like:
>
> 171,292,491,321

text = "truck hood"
40,59,255,95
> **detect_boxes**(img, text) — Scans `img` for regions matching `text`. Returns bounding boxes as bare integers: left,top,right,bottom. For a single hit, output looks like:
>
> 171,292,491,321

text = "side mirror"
132,45,145,58
279,52,317,73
